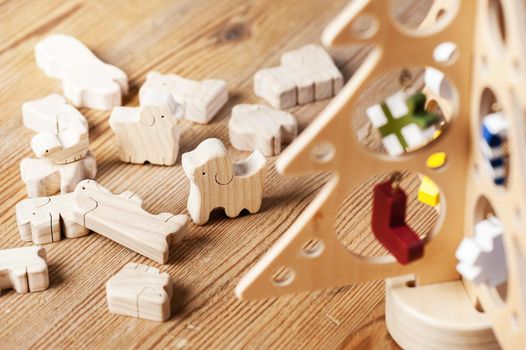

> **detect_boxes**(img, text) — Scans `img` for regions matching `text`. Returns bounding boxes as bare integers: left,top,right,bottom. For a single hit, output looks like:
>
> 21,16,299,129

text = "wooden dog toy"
182,138,267,225
371,173,423,264
139,71,228,124
35,34,128,110
0,246,49,294
20,151,97,197
72,180,188,263
366,91,438,156
16,193,89,245
106,263,173,321
456,216,506,287
254,44,343,109
229,104,297,156
109,104,182,166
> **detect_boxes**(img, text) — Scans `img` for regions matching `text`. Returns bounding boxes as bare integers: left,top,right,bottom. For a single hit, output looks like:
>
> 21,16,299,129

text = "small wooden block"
16,193,89,245
20,151,97,198
456,216,507,286
418,175,440,207
481,112,508,185
229,104,298,156
109,104,182,166
0,246,49,295
253,44,343,109
139,71,228,124
106,263,173,321
35,34,128,110
182,138,268,225
72,180,188,263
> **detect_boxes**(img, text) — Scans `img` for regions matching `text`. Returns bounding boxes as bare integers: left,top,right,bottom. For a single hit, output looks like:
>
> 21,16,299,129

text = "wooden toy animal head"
182,138,268,225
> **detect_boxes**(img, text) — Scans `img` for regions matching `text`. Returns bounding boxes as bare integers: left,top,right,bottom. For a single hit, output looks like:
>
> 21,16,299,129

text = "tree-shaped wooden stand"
236,1,526,349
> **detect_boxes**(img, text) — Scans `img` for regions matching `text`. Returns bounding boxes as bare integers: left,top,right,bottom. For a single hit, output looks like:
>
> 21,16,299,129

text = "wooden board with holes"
0,0,446,349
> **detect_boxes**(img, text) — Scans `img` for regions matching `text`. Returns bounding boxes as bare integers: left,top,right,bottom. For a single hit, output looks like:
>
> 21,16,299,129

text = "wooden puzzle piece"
35,34,128,110
366,91,438,156
16,193,89,245
139,71,228,124
72,180,187,263
254,44,343,109
229,104,298,156
106,263,173,321
371,178,423,264
0,246,49,294
182,138,267,225
456,216,506,287
109,104,182,166
480,112,508,185
417,175,440,207
20,151,97,198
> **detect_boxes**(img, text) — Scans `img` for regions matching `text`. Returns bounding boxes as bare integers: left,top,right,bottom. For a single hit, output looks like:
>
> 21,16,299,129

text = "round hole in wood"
351,14,379,39
301,239,324,258
488,0,507,47
271,266,295,287
311,142,335,163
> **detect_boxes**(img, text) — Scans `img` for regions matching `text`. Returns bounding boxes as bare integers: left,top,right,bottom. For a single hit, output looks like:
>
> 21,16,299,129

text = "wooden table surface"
0,0,434,348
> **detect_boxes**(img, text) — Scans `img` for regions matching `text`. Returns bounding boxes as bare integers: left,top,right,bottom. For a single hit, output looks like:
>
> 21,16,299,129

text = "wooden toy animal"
16,193,89,244
72,180,188,263
254,44,343,109
139,71,228,124
106,263,173,321
22,94,83,132
182,138,267,225
456,216,506,287
0,246,49,294
35,34,128,110
20,152,97,198
229,104,298,156
109,104,182,166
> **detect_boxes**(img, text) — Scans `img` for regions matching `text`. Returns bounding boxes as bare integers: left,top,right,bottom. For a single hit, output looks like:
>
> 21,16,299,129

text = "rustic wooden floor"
0,0,434,349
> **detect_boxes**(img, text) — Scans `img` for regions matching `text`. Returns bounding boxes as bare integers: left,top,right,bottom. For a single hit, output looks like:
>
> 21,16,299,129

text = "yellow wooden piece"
426,152,447,169
418,175,440,207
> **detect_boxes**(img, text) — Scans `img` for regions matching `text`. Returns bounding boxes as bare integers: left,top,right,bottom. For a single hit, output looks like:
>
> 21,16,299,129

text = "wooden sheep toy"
182,138,267,225
109,103,182,166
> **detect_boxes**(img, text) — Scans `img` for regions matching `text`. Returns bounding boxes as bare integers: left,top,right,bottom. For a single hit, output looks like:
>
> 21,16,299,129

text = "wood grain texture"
0,0,434,348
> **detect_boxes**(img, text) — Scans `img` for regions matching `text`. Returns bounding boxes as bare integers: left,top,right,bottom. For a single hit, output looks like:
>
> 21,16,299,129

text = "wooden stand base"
385,276,499,350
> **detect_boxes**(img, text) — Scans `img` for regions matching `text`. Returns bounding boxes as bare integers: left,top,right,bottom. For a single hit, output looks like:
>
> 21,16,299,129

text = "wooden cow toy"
106,263,173,321
109,104,182,166
0,246,49,295
182,138,267,225
73,180,188,263
35,34,128,110
229,104,298,156
20,152,97,197
139,71,228,124
16,193,89,244
254,44,343,109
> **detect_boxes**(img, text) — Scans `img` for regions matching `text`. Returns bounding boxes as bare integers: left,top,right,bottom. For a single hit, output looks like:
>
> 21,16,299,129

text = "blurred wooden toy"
366,91,438,156
0,246,49,294
236,0,526,349
254,44,343,109
16,193,89,244
418,175,440,207
22,94,82,132
182,138,267,225
229,104,297,156
72,180,187,263
109,103,182,166
139,71,228,124
20,151,97,197
456,216,506,286
35,34,128,110
106,263,173,321
481,112,508,185
372,174,423,264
